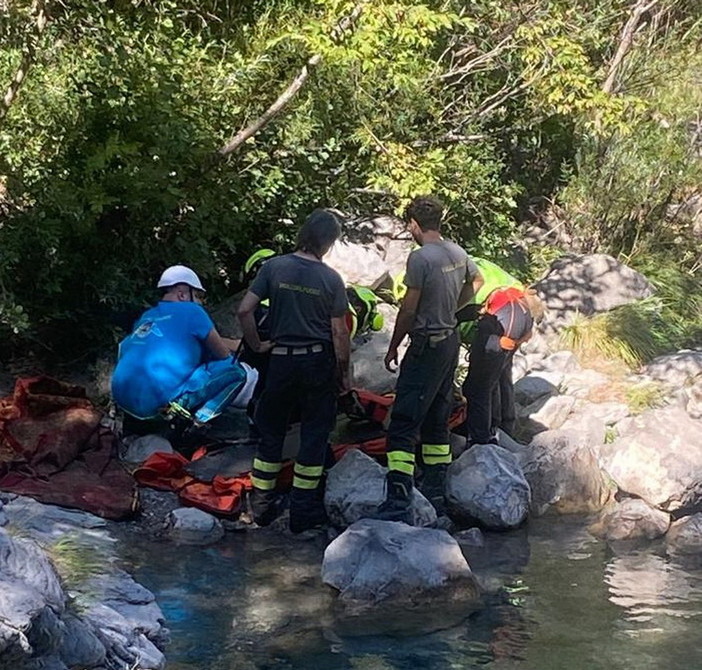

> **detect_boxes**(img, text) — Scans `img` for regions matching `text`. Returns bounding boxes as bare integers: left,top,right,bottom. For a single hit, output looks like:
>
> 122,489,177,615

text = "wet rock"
446,445,530,529
533,253,654,333
513,371,563,405
666,513,702,559
58,614,106,669
322,519,478,612
0,529,66,666
164,507,224,545
324,450,437,528
2,497,108,543
599,407,702,510
121,434,173,465
521,429,613,515
458,526,531,593
83,603,166,670
589,498,670,541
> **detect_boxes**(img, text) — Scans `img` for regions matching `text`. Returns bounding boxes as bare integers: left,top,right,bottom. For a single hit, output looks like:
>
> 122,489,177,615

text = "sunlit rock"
533,253,654,334
322,519,479,615
446,445,530,529
589,498,670,541
599,407,702,510
324,450,437,529
521,429,613,515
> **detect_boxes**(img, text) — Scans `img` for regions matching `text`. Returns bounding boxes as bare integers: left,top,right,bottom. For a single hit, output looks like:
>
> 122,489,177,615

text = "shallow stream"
120,516,702,669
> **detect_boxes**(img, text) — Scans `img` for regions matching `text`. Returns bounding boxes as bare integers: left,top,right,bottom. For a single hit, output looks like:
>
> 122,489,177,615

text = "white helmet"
157,265,206,291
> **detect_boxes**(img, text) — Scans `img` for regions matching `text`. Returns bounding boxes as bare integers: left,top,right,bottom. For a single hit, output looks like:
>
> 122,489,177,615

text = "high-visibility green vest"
472,258,523,306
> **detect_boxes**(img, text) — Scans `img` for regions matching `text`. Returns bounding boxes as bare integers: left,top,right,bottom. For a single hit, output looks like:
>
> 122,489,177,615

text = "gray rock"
534,350,581,374
643,349,702,387
685,376,702,419
533,253,655,333
600,407,702,509
560,408,607,448
164,508,224,545
514,371,563,405
521,430,613,515
0,529,65,613
58,614,106,669
325,450,437,528
2,497,108,543
518,394,576,437
325,240,388,289
121,434,173,465
666,513,702,558
589,498,670,541
446,445,530,529
83,604,166,670
322,519,478,612
560,369,610,399
350,304,408,393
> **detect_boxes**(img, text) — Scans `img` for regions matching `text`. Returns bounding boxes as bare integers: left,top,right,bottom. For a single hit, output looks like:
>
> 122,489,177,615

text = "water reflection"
119,517,702,670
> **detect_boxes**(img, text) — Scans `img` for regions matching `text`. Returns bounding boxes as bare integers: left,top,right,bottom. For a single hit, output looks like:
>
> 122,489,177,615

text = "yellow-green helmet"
241,248,276,283
347,285,384,336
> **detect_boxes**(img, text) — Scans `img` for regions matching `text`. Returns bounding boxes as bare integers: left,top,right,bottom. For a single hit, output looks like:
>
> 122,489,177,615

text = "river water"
121,516,702,669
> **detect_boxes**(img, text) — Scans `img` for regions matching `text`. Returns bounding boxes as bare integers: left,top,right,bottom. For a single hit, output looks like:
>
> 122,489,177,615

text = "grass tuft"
560,300,666,369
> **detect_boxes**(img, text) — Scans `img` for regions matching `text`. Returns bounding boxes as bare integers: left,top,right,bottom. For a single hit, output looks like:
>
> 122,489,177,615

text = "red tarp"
0,377,137,520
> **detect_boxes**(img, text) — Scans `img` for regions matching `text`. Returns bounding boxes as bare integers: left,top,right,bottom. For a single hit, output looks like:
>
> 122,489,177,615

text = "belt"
412,329,454,345
271,343,324,356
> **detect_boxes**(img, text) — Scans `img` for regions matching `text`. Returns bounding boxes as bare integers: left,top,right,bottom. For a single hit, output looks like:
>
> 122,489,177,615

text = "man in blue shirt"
112,265,253,425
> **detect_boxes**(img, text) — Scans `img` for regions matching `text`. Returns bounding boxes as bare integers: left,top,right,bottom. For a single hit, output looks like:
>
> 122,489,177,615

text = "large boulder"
520,429,613,515
350,304,408,393
322,519,479,615
588,498,670,542
666,513,702,562
324,240,389,288
533,253,655,333
599,407,702,510
446,445,530,529
325,450,437,528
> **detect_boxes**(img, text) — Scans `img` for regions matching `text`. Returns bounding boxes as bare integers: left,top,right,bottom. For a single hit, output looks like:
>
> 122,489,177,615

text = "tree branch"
216,4,363,160
0,0,49,122
602,0,660,94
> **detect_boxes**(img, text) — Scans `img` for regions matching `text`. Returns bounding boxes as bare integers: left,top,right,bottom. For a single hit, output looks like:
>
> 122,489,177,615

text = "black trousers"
254,346,337,476
386,331,459,470
461,315,515,444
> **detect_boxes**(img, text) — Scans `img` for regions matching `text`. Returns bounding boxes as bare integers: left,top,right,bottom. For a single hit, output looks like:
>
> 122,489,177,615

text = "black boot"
376,471,413,523
289,487,328,534
418,463,448,516
250,489,285,527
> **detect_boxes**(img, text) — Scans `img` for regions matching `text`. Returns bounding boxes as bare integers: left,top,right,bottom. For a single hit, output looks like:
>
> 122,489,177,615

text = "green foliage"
0,0,700,358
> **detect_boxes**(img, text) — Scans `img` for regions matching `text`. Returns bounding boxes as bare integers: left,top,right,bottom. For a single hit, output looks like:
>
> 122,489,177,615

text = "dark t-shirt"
249,253,348,346
404,240,477,333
